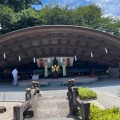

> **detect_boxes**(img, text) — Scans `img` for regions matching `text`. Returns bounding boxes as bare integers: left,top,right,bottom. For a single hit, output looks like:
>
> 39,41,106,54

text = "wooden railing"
13,81,40,120
67,79,90,120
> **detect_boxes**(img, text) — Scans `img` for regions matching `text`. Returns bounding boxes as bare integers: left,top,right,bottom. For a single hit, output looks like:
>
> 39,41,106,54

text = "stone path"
1,77,120,102
1,77,120,120
97,91,120,108
25,92,79,120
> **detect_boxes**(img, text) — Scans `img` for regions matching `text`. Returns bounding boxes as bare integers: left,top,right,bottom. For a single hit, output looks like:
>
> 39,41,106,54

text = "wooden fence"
67,79,90,120
13,81,40,120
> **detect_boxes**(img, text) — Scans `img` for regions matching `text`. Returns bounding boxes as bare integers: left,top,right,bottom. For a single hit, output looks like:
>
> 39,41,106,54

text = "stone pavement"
1,77,120,120
96,91,120,108
25,96,79,120
24,78,120,120
25,93,79,120
24,90,120,120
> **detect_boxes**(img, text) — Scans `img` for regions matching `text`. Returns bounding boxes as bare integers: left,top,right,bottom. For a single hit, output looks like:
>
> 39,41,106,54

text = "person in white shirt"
12,68,18,86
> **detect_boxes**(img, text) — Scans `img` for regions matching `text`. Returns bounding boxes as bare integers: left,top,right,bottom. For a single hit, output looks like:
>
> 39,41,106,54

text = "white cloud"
41,0,120,17
85,0,120,16
102,13,120,20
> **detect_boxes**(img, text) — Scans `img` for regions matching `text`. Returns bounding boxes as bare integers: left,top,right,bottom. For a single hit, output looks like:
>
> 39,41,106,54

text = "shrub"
89,104,120,120
78,87,97,100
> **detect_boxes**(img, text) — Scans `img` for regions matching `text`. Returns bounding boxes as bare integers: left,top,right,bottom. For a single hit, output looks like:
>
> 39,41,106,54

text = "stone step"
48,81,64,87
39,96,67,100
31,116,79,120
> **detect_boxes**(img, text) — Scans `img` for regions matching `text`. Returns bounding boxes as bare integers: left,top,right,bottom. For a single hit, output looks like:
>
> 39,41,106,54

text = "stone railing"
13,81,40,120
67,79,90,120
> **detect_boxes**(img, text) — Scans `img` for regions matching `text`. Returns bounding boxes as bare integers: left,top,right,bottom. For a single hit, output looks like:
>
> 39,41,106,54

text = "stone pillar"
35,81,40,94
44,60,48,78
62,60,66,77
70,79,76,87
31,81,36,89
35,81,40,88
25,88,31,101
68,79,76,92
73,87,79,98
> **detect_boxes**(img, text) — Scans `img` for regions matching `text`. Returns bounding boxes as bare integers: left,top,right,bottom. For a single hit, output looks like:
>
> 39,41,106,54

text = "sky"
33,0,120,17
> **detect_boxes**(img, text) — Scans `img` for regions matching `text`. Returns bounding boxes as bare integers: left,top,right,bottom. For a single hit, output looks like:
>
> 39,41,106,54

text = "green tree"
0,0,42,12
38,4,73,25
1,2,120,38
0,4,17,34
73,4,102,27
94,16,120,37
15,8,42,29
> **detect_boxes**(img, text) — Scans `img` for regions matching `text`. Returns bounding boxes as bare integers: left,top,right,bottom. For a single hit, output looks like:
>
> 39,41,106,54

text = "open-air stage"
19,76,99,87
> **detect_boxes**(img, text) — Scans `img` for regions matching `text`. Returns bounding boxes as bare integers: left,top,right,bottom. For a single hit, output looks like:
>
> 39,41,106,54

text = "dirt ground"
0,102,23,120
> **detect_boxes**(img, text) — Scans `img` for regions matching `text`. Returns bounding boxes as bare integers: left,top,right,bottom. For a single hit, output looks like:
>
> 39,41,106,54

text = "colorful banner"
37,57,74,68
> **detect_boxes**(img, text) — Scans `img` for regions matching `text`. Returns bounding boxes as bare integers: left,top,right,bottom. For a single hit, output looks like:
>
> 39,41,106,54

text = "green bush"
90,104,120,120
78,87,97,100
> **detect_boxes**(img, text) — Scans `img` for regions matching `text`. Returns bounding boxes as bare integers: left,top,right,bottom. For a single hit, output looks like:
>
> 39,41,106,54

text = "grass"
78,87,97,100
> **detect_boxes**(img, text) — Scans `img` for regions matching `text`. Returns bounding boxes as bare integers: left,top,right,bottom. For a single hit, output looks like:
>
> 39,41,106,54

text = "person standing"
12,68,18,86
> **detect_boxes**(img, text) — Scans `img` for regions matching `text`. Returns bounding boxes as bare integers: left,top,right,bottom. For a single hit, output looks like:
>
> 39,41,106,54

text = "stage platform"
19,76,99,87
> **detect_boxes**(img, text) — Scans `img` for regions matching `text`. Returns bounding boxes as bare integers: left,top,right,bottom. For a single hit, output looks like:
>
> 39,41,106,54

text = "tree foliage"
16,8,42,29
0,2,120,37
73,4,102,27
0,4,17,34
38,4,73,25
0,0,42,12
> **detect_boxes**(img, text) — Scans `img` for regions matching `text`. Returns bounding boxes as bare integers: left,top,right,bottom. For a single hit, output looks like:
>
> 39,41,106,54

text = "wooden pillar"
13,105,23,120
81,102,90,120
118,61,120,78
90,69,96,78
0,106,6,113
25,88,31,101
71,87,79,115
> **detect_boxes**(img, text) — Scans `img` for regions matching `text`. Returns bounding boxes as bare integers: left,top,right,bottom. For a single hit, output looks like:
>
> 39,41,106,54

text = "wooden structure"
13,81,40,120
0,25,120,69
67,79,90,120
0,106,6,113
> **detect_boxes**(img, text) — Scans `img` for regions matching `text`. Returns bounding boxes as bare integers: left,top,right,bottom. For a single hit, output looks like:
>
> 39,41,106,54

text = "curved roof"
0,25,120,68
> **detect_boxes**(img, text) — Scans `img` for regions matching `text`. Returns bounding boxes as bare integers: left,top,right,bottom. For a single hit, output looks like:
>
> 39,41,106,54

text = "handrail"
67,79,90,120
13,81,40,120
